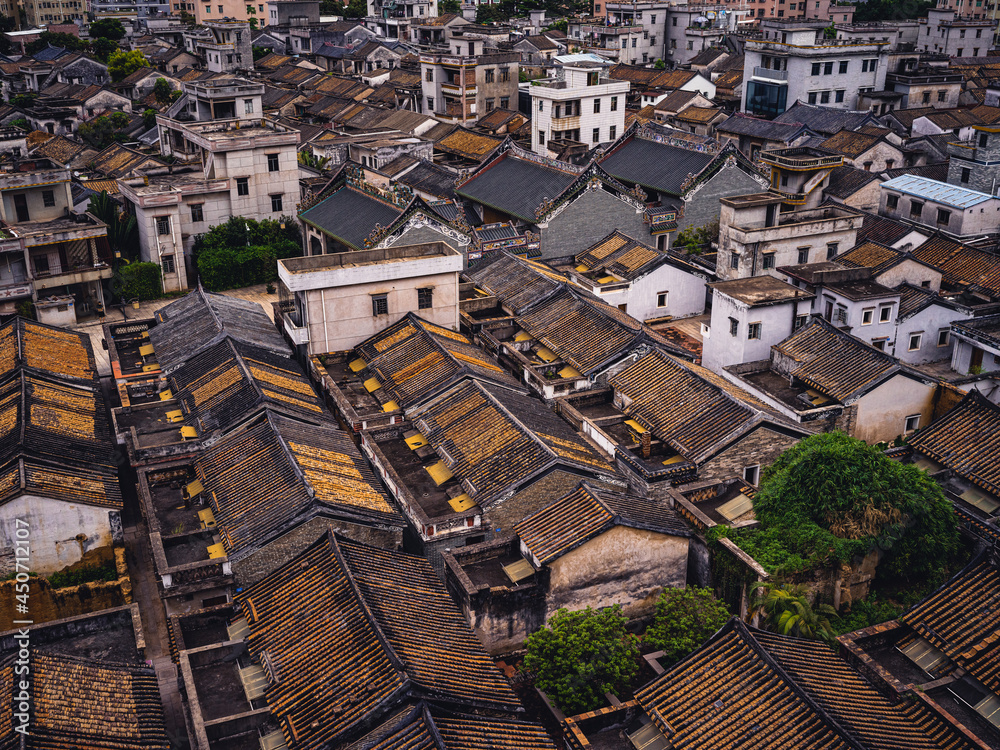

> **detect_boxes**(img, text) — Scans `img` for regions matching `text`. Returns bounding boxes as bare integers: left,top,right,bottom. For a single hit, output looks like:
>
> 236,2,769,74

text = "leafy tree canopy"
522,606,639,715
91,37,118,63
88,190,139,262
673,219,718,255
342,0,367,19
0,14,16,32
25,32,86,55
90,18,126,40
751,432,959,582
115,261,163,301
644,587,729,664
108,49,148,82
78,112,131,149
194,217,301,291
153,77,174,104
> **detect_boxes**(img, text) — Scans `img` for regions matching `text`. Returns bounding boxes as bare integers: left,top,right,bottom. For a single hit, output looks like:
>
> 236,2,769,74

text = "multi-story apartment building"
90,0,168,19
175,0,250,24
264,0,319,27
368,0,437,39
529,63,630,156
182,19,254,72
664,7,728,67
119,80,299,292
22,0,86,24
743,19,889,118
919,8,994,57
420,46,518,125
568,18,653,66
947,124,1000,193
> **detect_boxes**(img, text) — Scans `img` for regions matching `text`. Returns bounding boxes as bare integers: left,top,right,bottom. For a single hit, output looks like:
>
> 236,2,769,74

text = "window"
957,49,964,57
961,29,966,38
904,414,920,433
794,314,808,330
417,287,433,309
190,203,204,222
922,91,932,105
592,127,600,143
835,90,845,103
862,308,875,325
808,92,818,105
427,97,434,111
824,61,833,75
204,4,209,12
267,153,279,172
485,68,494,83
977,28,983,37
762,252,775,270
236,177,249,196
372,294,388,316
538,100,543,112
981,132,989,148
747,322,762,340
538,130,545,145
500,68,510,82
218,4,223,11
425,69,433,82
872,338,887,351
609,125,616,140
935,89,948,103
672,16,677,25
879,304,892,323
743,465,760,485
826,242,839,260
820,91,830,104
633,38,638,48
41,190,54,207
33,254,49,275
908,332,922,351
270,194,283,212
974,48,980,57
797,247,810,264
936,208,951,226
886,194,899,210
910,201,923,219
244,99,254,114
156,216,170,235
729,317,739,337
485,99,494,112
593,98,601,113
938,328,950,347
500,97,509,109
837,60,848,75
162,254,175,274
610,96,618,111
657,292,668,308
811,62,821,76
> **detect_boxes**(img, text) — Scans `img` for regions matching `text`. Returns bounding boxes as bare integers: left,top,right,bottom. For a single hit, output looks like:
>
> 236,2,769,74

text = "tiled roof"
675,106,724,124
912,236,1000,296
653,89,700,114
464,250,564,315
255,52,293,69
455,152,577,222
31,133,84,163
475,107,524,132
91,142,163,178
575,230,662,280
434,128,503,160
198,411,400,558
825,166,882,199
410,380,612,507
773,318,901,402
520,34,558,50
634,620,850,749
902,556,1000,696
0,456,120,508
609,348,784,462
150,287,289,375
392,159,459,200
716,113,806,140
909,391,1000,497
837,240,905,274
354,313,518,409
855,213,921,247
172,339,324,434
819,128,885,158
775,101,878,135
0,317,97,383
0,650,170,749
713,67,743,90
299,184,403,250
599,135,715,196
884,106,936,130
516,482,688,564
236,533,520,748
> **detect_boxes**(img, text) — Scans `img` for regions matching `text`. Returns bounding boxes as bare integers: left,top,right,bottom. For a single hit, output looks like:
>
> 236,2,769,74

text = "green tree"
9,118,27,131
343,0,367,18
25,32,86,55
673,219,718,255
252,45,271,61
91,37,118,63
654,58,666,70
440,0,461,12
89,18,126,40
142,108,158,129
88,190,139,262
644,587,730,664
0,14,16,32
297,150,331,170
116,261,163,301
194,216,301,291
753,582,838,643
153,77,174,104
108,49,148,82
522,606,639,715
754,432,960,583
9,94,36,108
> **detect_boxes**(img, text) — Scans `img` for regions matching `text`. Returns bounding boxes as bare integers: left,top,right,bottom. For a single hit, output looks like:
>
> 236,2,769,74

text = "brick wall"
678,162,767,235
541,188,652,261
696,426,802,483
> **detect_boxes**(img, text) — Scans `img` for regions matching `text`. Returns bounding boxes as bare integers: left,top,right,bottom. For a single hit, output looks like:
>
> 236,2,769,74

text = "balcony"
282,312,309,346
759,148,843,170
441,80,476,96
753,66,788,82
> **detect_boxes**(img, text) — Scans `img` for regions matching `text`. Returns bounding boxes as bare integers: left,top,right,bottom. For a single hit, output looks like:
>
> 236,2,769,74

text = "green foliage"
343,0,368,18
654,58,666,70
117,262,163,301
644,586,729,664
90,18,126,40
673,219,718,255
142,107,157,129
830,596,903,635
88,190,138,262
9,118,27,131
252,45,271,61
745,433,960,583
10,93,37,109
108,49,148,82
25,32,86,55
0,14,16,32
477,3,511,23
754,582,838,643
853,0,935,23
153,77,174,104
47,561,117,589
440,0,461,12
298,150,331,170
522,606,640,715
545,19,569,32
194,217,301,291
91,36,118,63
78,113,130,149
15,300,33,320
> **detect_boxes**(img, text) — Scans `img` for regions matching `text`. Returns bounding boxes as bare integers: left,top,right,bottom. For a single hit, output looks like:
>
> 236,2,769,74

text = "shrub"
644,586,729,664
118,262,163,301
47,561,117,589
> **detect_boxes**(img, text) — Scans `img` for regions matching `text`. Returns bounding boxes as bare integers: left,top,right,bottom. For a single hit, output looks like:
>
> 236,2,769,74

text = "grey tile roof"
716,113,807,141
299,185,404,250
824,166,882,199
598,136,714,196
456,154,577,223
775,101,878,136
394,160,458,199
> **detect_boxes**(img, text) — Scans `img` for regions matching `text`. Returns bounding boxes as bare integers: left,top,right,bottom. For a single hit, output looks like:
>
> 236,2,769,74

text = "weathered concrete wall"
545,525,688,621
697,426,803,483
853,374,936,444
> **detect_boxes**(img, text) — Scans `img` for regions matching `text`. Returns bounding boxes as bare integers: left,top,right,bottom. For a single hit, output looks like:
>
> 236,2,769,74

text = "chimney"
642,431,651,460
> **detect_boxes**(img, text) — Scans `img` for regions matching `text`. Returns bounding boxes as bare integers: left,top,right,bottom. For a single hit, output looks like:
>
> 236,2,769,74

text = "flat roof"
280,241,459,274
882,173,994,210
709,275,815,306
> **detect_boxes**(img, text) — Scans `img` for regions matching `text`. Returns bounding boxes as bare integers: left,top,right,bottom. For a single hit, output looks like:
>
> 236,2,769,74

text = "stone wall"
540,187,652,261
696,426,802,483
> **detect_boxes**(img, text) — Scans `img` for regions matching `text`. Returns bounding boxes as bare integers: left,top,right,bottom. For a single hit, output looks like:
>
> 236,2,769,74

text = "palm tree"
297,150,331,171
752,582,838,644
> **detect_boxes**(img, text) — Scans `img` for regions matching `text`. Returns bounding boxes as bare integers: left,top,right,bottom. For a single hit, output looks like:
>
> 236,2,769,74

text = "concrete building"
879,174,1000,241
119,81,299,291
919,8,994,58
529,63,629,155
743,19,889,118
568,18,656,67
702,275,815,374
716,192,863,281
183,19,254,72
368,0,438,39
950,314,1000,376
276,241,463,356
264,0,320,27
947,124,1000,195
885,66,964,110
420,48,519,125
22,0,85,25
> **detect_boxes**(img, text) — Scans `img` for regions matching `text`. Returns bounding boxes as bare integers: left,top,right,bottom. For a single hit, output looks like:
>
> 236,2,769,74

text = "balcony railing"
760,150,843,169
441,81,476,95
753,66,788,81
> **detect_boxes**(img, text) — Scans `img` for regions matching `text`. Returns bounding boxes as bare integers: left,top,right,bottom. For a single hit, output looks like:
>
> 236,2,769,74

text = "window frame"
904,414,920,433
879,304,893,323
155,216,170,236
190,203,204,223
417,287,433,310
236,177,249,196
270,194,283,213
372,293,389,316
747,321,762,340
267,153,280,172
